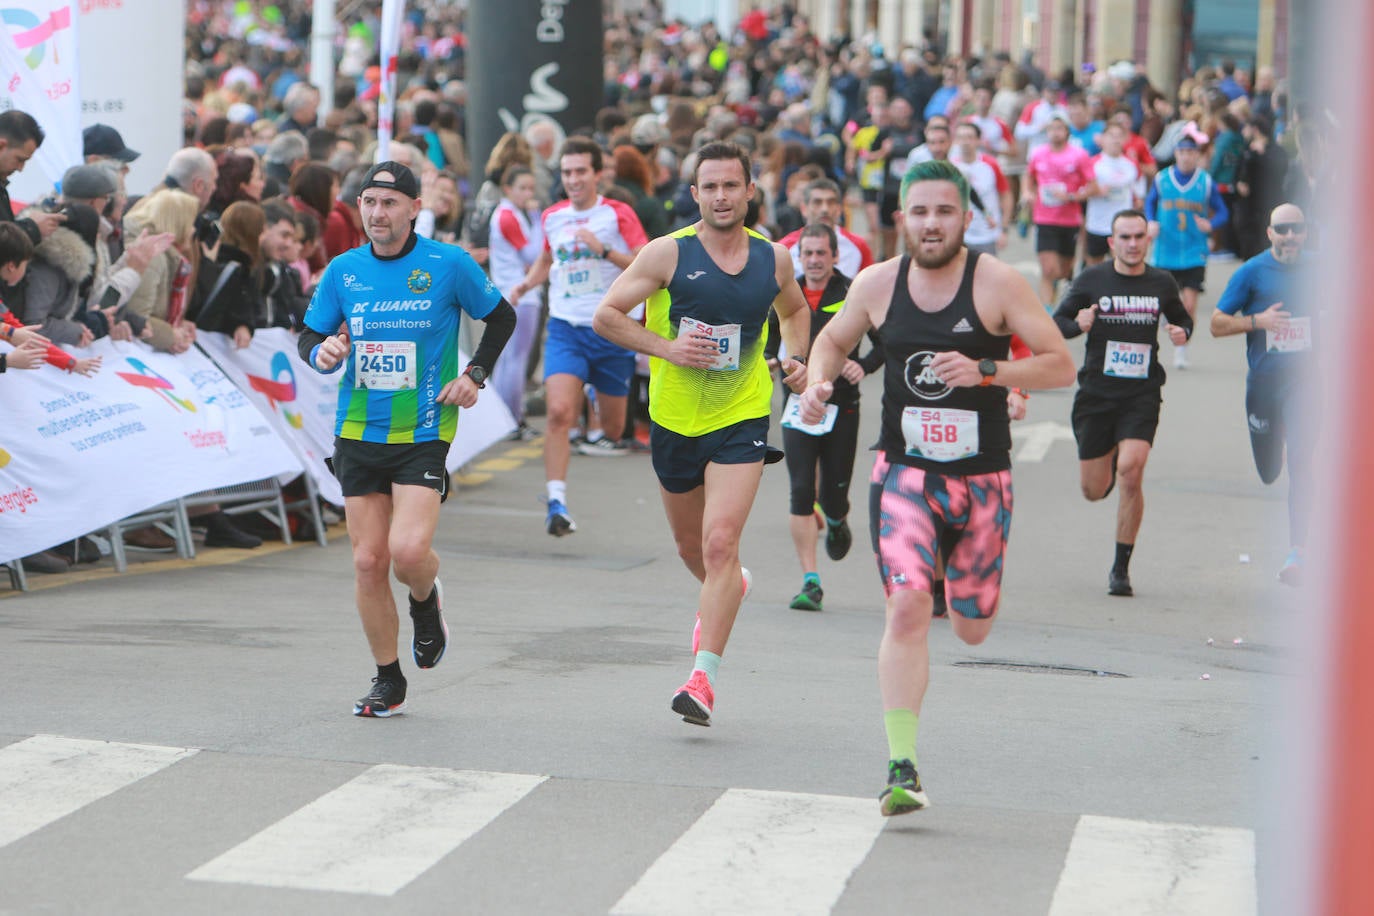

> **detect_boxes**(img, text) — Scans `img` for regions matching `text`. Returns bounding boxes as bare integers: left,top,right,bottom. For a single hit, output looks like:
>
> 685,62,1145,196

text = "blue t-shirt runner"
297,160,516,721
303,233,502,443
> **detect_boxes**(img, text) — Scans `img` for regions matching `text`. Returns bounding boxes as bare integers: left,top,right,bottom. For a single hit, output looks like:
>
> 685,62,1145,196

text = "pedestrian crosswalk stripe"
0,735,196,850
185,763,546,896
1048,814,1257,916
1,734,1260,911
610,787,883,916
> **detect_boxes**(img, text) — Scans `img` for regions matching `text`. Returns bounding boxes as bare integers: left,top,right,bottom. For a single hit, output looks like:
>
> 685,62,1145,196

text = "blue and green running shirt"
645,226,780,437
304,235,501,443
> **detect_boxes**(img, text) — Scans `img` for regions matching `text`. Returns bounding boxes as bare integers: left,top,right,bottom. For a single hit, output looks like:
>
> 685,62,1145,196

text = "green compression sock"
884,708,919,765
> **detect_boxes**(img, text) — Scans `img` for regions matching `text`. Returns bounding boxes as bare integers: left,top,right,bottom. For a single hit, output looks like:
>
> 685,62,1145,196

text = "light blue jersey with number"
304,235,501,443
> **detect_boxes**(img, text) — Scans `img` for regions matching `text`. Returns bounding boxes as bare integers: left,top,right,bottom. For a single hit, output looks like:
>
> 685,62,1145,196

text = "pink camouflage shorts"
869,454,1014,619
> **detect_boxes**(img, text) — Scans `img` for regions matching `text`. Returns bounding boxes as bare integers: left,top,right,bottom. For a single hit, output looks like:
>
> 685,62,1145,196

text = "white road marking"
186,764,545,896
1048,814,1257,916
1013,419,1076,462
0,735,196,849
611,788,883,916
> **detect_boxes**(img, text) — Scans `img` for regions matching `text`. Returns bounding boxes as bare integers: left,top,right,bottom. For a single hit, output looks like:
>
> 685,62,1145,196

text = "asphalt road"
0,237,1292,915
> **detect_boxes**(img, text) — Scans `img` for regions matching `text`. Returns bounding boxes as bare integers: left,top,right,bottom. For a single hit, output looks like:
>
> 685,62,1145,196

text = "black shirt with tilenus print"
1053,263,1193,399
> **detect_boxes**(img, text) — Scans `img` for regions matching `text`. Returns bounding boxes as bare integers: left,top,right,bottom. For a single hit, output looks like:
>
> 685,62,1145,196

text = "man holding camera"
0,111,66,244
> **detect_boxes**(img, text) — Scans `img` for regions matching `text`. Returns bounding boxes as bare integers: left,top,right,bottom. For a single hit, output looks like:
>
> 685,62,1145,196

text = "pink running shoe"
671,670,714,726
692,567,752,653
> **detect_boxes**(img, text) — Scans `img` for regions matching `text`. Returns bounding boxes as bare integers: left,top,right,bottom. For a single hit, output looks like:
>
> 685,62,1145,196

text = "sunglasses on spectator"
1271,223,1306,235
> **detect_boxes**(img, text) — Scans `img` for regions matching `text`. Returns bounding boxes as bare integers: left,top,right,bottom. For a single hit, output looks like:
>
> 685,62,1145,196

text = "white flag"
0,1,82,197
374,0,406,162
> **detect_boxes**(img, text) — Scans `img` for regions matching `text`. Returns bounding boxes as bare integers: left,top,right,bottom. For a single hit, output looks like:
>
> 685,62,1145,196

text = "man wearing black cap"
1144,132,1228,369
83,123,140,166
297,160,517,718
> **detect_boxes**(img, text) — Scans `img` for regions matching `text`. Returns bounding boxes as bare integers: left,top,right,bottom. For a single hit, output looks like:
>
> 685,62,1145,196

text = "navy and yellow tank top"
645,226,780,436
877,251,1012,474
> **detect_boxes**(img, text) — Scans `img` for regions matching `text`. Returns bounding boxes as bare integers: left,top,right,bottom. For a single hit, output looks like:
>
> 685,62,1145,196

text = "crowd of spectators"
1,0,1320,577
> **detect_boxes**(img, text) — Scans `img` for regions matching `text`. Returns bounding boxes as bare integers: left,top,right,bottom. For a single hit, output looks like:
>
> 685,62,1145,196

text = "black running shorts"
1085,232,1111,259
1035,223,1079,258
1166,265,1206,292
329,438,451,499
1071,390,1162,460
650,416,770,494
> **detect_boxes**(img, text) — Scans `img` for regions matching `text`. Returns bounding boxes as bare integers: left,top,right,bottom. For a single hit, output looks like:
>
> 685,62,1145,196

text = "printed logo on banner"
115,357,197,412
245,352,304,428
0,443,38,515
1,5,72,70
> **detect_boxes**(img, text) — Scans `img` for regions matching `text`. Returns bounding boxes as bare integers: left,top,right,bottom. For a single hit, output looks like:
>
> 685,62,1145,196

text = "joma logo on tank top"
904,351,951,401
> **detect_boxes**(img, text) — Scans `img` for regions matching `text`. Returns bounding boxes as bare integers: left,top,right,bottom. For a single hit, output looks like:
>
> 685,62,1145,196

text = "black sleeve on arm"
469,299,517,373
298,325,329,363
763,310,781,362
1053,282,1089,339
1161,284,1194,339
857,327,886,374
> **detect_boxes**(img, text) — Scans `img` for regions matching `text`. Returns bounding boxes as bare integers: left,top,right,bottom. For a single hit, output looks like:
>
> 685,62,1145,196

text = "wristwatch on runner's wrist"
978,358,998,386
463,364,488,388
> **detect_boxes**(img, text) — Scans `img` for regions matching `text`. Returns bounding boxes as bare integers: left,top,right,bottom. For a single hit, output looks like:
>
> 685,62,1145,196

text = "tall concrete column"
878,0,903,52
1257,0,1277,72
1095,0,1134,67
806,0,838,45
976,0,997,57
309,0,336,118
1052,0,1077,74
851,0,870,42
947,0,964,55
901,0,925,47
1145,0,1182,98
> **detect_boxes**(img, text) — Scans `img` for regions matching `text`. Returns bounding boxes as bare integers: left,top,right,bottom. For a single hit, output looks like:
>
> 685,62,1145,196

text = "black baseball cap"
82,124,139,163
359,160,419,198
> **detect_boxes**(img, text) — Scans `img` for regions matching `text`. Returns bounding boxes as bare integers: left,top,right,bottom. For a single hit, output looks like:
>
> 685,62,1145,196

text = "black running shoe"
1108,567,1133,597
825,517,853,561
932,580,948,618
353,676,407,717
409,578,448,669
879,758,929,816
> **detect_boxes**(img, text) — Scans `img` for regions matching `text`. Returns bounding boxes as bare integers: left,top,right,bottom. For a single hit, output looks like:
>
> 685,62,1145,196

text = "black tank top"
876,251,1012,474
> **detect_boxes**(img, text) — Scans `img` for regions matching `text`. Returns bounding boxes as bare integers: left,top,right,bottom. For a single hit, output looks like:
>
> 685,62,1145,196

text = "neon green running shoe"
788,579,823,611
879,759,929,816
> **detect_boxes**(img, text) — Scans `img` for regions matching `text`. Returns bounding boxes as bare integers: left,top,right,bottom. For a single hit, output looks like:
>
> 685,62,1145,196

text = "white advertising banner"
444,354,518,472
0,337,301,564
196,328,344,506
0,0,82,198
199,328,517,487
2,0,184,205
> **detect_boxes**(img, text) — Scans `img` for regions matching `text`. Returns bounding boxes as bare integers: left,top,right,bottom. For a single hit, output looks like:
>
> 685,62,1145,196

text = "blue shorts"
544,317,635,397
650,416,769,494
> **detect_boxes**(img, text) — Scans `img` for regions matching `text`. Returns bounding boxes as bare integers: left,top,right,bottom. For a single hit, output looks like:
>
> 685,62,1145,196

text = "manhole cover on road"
954,660,1130,678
